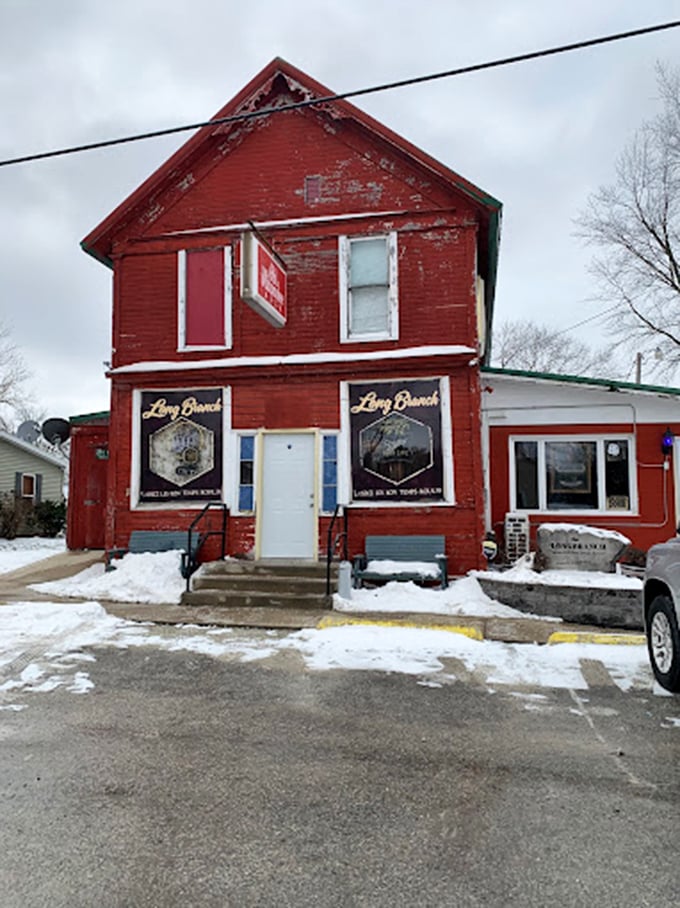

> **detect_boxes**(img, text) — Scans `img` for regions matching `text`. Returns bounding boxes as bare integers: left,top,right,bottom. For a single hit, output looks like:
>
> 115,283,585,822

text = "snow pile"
472,553,642,590
538,523,631,545
364,559,440,577
336,575,560,620
0,537,65,574
31,550,186,604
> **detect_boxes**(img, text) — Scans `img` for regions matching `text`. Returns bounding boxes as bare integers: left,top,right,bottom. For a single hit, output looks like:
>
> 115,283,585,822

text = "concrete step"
180,588,332,610
191,573,330,595
199,559,336,579
182,559,338,610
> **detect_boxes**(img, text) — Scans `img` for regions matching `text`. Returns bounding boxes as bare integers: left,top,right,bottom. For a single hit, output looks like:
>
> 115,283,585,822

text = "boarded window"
178,248,231,349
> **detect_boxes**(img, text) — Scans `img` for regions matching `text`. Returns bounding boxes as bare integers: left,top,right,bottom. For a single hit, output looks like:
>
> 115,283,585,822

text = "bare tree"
0,321,31,430
576,64,680,379
490,318,618,378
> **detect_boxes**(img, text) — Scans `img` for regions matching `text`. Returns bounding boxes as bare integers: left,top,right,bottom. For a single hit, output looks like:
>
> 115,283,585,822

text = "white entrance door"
260,433,316,558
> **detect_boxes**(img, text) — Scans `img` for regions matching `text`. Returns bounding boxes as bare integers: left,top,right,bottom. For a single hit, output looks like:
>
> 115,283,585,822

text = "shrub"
32,500,66,537
0,492,20,539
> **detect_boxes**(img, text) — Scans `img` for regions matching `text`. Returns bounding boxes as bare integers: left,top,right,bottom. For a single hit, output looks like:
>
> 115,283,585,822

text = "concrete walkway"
0,550,646,646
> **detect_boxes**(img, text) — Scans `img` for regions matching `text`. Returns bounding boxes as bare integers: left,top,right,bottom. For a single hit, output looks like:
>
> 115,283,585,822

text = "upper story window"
339,233,398,343
511,436,636,514
177,247,232,351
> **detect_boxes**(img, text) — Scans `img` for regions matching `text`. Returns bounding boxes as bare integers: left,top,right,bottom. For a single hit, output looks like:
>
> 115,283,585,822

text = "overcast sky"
1,0,679,422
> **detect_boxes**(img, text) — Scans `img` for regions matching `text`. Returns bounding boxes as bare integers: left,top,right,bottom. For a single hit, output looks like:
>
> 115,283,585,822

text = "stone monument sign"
536,523,630,573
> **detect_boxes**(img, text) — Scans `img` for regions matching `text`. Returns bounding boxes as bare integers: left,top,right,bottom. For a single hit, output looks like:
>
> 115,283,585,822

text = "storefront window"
511,436,633,512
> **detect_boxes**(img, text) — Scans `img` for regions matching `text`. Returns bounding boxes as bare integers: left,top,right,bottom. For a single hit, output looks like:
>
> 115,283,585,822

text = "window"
339,233,398,342
21,474,35,499
15,472,41,502
511,436,634,513
178,247,232,350
321,434,338,513
238,435,255,512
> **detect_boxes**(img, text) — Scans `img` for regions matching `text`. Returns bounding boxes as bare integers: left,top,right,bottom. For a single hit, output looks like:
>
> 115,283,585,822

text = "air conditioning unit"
504,512,530,563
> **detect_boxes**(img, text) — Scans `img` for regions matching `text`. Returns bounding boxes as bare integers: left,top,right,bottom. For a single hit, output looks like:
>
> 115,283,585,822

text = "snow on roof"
0,430,66,469
109,344,476,375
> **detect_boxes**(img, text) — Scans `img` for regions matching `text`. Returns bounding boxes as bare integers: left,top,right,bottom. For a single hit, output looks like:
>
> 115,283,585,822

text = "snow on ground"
472,553,643,590
0,537,65,574
0,541,668,709
335,575,561,620
0,600,666,709
31,550,186,604
29,550,561,621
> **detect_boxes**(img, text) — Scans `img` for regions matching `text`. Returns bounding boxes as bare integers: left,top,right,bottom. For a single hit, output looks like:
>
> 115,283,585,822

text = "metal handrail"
325,504,349,597
185,502,229,591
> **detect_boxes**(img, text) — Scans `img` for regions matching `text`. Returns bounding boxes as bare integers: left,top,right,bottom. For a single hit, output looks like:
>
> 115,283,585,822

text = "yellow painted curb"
547,631,646,646
317,614,483,640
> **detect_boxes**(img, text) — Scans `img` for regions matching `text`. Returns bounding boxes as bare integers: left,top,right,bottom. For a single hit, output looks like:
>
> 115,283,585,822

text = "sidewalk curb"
547,631,646,646
317,614,484,640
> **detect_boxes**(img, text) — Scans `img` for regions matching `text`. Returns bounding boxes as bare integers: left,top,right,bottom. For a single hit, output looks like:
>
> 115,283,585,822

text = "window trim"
508,433,638,515
177,247,233,352
339,232,398,343
20,473,36,500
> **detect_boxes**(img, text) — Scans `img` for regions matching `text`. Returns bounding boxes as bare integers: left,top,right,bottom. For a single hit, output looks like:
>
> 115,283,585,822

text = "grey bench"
352,535,448,589
106,530,202,578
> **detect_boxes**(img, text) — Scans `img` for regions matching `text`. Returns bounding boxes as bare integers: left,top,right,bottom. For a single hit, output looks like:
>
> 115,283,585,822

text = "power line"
1,19,679,169
553,304,620,336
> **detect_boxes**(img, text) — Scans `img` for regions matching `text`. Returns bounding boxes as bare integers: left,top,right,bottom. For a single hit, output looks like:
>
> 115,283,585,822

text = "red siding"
488,422,678,553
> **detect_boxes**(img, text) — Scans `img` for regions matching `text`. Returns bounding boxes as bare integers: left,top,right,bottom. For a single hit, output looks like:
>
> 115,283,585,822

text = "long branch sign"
240,231,287,327
349,378,445,503
139,389,223,504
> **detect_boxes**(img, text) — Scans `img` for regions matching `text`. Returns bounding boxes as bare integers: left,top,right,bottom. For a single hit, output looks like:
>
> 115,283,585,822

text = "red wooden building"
69,58,502,574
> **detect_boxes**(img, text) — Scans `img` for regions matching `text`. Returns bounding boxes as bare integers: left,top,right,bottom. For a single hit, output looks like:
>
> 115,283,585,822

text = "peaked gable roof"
0,430,66,469
81,58,502,330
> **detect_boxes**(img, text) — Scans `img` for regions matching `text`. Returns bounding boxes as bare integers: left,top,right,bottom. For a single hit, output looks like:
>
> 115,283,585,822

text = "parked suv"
643,536,680,692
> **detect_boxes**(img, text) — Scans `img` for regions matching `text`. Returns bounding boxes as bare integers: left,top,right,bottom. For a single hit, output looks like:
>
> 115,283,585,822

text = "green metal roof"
69,410,110,425
481,365,680,398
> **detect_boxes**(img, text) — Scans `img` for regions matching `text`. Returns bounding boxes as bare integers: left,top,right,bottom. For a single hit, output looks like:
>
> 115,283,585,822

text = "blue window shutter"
15,472,21,496
35,474,42,503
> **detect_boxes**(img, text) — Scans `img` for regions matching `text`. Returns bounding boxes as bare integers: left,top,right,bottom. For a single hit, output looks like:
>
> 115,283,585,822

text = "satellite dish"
42,418,71,445
16,420,41,444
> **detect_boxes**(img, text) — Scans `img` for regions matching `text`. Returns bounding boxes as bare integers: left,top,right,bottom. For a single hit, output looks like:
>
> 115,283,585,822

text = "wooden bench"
352,535,448,589
106,530,202,578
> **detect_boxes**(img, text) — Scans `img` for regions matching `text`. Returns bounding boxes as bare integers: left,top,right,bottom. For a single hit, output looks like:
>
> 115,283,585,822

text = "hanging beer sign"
240,231,287,328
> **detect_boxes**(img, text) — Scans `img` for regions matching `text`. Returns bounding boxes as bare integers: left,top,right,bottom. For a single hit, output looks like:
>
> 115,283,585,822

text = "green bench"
106,530,202,578
352,535,448,589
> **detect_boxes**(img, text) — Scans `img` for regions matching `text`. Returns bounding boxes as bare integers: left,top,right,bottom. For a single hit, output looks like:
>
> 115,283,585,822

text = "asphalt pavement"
0,549,647,647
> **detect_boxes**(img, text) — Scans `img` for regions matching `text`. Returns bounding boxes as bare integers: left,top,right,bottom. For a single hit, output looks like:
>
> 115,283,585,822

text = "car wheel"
646,594,680,692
